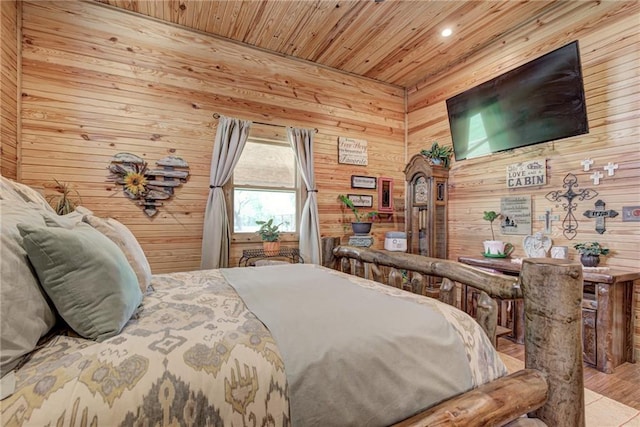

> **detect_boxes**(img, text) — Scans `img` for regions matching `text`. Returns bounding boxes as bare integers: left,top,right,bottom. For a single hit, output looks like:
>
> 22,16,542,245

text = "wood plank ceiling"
95,0,559,88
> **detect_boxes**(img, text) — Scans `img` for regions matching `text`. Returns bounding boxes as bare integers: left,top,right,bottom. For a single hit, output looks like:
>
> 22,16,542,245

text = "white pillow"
0,201,57,378
0,176,55,213
82,214,152,293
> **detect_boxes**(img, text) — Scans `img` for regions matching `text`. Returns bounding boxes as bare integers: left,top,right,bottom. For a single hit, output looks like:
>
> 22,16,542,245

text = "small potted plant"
47,178,81,215
420,142,454,169
482,210,513,257
256,219,282,256
338,194,378,235
573,242,609,267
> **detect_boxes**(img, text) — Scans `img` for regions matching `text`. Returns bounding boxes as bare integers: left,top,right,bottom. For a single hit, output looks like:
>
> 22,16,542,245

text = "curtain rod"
212,113,318,133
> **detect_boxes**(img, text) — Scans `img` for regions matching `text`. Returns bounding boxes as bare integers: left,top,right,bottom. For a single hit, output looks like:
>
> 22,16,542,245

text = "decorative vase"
580,254,600,267
351,222,372,236
263,241,281,256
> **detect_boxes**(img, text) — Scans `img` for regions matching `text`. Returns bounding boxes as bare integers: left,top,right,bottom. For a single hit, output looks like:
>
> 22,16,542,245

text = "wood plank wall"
1,0,18,180
406,1,640,357
17,0,405,272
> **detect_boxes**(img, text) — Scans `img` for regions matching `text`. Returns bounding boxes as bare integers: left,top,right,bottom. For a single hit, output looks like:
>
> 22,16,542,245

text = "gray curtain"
287,127,321,264
201,116,252,269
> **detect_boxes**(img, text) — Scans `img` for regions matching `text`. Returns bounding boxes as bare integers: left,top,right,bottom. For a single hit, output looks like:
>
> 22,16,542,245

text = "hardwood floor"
497,338,640,410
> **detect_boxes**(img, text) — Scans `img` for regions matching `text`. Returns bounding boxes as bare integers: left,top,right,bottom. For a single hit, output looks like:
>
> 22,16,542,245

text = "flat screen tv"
446,41,588,161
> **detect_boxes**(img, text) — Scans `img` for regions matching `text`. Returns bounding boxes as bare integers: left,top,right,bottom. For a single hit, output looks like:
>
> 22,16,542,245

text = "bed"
0,176,585,426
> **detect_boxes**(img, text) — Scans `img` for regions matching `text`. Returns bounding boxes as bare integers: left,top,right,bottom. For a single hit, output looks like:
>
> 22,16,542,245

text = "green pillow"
17,223,142,341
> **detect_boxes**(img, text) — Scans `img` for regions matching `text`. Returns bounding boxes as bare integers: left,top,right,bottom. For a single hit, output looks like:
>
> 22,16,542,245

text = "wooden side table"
239,247,304,267
458,255,638,374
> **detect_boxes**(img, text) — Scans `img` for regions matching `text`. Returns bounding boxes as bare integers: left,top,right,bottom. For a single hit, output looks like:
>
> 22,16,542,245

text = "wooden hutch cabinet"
404,154,449,297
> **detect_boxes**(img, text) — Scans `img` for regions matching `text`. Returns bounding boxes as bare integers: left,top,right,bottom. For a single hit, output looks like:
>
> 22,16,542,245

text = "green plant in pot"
573,242,609,267
420,142,454,169
338,194,378,235
482,210,513,257
256,219,282,256
47,178,81,215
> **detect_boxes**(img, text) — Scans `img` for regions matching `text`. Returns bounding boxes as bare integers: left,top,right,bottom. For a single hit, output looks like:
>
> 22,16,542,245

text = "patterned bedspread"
0,266,506,426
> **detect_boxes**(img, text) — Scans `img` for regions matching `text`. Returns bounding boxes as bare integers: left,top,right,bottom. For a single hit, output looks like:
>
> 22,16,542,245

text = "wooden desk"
458,256,638,374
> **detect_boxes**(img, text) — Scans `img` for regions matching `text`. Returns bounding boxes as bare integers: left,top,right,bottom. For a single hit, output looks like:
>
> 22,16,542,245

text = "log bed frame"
332,246,585,427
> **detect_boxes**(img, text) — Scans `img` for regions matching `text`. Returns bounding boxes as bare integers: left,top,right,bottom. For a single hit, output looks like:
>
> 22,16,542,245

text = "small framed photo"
347,194,373,208
351,175,376,189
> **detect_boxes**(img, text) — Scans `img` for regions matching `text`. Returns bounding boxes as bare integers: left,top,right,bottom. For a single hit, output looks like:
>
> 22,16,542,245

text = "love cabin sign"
506,159,547,189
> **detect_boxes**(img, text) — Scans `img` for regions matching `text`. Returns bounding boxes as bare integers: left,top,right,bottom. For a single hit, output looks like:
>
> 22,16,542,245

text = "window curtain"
200,116,252,269
287,127,321,265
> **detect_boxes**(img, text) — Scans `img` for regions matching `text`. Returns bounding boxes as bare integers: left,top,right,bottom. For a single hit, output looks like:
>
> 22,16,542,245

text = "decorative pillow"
0,176,28,204
41,207,91,229
82,214,152,293
0,176,55,213
18,223,142,341
0,201,57,378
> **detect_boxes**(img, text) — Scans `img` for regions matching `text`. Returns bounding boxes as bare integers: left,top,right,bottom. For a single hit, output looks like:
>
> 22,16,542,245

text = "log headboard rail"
332,245,585,427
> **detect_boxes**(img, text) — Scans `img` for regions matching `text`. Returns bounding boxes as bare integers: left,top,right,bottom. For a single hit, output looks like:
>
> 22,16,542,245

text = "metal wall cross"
583,199,618,234
545,173,598,240
537,209,560,234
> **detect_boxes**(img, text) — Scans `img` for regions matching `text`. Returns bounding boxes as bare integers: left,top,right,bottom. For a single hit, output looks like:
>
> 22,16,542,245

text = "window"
229,138,300,237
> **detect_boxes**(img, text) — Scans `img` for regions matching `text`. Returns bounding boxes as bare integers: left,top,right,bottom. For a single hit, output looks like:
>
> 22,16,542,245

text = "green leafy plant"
483,210,501,241
573,242,610,256
47,178,81,215
338,194,378,222
255,219,282,242
420,142,454,169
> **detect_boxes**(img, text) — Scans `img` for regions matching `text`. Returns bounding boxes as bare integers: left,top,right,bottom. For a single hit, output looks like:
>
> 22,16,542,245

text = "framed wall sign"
500,195,532,235
378,177,393,213
347,194,373,208
338,137,368,165
351,175,376,189
506,159,546,189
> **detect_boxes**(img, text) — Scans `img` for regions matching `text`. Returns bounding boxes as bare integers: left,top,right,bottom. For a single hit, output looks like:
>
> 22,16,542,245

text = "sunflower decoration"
108,152,190,217
123,164,149,197
108,153,150,200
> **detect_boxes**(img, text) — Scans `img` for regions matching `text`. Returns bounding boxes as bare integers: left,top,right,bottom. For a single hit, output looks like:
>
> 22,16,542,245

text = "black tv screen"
446,41,588,161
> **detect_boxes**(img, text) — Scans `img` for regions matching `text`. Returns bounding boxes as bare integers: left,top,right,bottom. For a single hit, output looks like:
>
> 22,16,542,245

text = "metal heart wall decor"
108,152,190,217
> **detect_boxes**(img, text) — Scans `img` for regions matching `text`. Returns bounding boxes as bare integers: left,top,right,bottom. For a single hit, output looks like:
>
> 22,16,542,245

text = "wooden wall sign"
500,195,532,235
583,199,618,234
351,175,376,189
108,152,190,217
506,159,546,188
338,137,368,165
347,194,373,208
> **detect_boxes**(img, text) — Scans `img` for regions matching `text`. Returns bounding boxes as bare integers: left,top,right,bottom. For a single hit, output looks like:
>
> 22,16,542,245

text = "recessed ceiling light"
441,28,453,37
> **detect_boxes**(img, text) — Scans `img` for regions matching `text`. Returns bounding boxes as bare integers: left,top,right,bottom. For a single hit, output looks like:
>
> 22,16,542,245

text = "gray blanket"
222,264,472,426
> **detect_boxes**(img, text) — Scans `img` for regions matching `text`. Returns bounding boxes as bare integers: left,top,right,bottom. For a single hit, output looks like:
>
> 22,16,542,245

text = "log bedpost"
477,291,498,348
321,236,341,269
520,258,585,427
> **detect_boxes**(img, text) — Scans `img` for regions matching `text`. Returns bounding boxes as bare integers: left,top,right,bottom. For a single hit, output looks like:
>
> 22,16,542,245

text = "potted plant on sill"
573,242,609,267
482,210,513,257
420,142,454,169
256,219,282,256
338,194,378,235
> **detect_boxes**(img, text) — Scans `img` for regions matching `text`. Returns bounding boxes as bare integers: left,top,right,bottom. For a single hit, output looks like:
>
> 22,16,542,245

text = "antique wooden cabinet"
404,154,449,296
